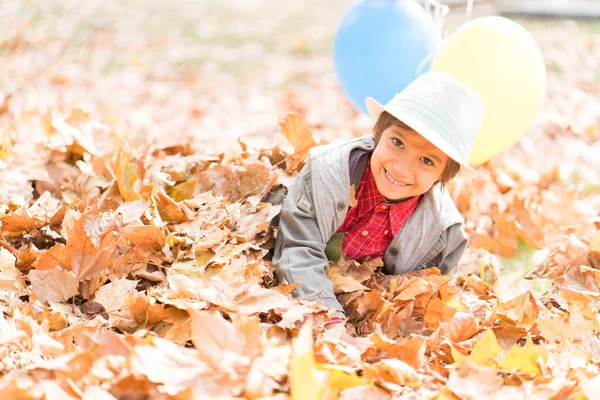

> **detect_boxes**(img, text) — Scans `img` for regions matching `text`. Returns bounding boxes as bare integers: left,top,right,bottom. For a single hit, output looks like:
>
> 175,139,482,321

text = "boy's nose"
392,157,415,179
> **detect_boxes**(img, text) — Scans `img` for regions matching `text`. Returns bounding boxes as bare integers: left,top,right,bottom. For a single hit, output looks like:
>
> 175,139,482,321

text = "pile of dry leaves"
0,105,598,399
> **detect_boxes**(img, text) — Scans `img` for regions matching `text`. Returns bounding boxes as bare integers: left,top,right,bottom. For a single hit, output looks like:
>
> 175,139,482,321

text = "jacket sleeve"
434,223,468,275
272,161,344,314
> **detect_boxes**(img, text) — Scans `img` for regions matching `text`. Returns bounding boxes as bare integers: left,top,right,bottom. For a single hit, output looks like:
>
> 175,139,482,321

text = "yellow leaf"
451,346,468,367
168,180,197,202
453,330,501,368
470,330,502,366
290,319,327,400
445,297,467,312
497,338,548,375
318,364,369,391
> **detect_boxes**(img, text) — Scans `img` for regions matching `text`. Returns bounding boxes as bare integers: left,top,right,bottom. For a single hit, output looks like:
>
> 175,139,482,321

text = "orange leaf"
116,147,148,202
278,113,316,156
440,312,480,343
588,233,600,269
126,293,169,325
423,296,456,329
495,291,539,328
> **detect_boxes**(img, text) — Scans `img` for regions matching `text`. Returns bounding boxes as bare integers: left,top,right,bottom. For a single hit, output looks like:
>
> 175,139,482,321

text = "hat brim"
365,97,477,177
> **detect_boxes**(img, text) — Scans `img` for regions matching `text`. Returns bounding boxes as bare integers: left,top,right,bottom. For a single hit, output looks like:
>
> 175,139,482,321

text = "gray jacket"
272,135,468,313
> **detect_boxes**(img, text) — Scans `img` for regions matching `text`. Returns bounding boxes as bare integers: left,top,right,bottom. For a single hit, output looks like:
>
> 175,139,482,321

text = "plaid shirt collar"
355,156,421,236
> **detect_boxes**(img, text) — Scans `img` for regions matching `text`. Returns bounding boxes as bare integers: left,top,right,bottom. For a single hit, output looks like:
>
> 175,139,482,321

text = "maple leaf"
363,359,421,390
278,113,317,157
327,266,370,294
116,147,150,202
129,338,209,396
65,211,117,281
125,293,169,326
151,190,187,223
278,113,317,173
495,291,540,328
439,312,480,343
94,278,138,315
497,336,548,375
446,362,503,399
189,310,250,371
423,296,456,329
0,247,24,291
452,329,501,368
589,233,600,269
290,319,329,400
28,266,79,303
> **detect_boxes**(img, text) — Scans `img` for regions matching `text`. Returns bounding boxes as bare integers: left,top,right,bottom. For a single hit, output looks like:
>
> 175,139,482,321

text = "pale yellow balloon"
431,16,546,165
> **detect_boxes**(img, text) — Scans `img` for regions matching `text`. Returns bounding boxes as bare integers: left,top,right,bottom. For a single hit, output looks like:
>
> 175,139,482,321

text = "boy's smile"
371,126,448,201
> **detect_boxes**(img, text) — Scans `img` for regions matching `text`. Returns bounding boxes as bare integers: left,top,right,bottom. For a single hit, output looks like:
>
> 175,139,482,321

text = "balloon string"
424,0,449,37
466,0,474,22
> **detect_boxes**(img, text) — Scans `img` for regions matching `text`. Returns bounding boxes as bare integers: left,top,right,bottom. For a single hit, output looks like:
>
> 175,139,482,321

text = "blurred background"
0,0,598,155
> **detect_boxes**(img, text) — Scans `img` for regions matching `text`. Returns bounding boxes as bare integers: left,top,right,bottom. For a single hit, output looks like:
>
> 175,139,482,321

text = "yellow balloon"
431,16,546,165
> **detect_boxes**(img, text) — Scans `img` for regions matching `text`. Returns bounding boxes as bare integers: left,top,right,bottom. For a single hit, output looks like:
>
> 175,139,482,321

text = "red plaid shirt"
336,156,420,261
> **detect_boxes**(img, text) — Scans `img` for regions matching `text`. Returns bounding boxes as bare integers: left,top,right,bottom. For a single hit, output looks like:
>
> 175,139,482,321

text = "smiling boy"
272,71,484,317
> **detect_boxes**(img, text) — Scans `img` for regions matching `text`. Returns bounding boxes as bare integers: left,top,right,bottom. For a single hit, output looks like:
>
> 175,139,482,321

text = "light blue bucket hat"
365,71,484,176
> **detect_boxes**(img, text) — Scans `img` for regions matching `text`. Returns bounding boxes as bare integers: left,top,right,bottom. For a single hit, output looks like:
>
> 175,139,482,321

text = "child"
272,71,484,318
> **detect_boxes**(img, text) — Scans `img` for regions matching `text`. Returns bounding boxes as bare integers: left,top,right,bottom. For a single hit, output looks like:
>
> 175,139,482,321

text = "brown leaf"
363,359,422,390
394,278,433,301
349,184,358,208
327,266,370,294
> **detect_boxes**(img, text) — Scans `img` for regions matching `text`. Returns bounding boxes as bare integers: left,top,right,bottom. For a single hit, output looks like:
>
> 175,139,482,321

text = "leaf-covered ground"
1,1,599,399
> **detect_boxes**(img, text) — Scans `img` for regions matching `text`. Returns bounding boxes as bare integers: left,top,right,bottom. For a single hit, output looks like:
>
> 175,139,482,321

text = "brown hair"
372,111,460,187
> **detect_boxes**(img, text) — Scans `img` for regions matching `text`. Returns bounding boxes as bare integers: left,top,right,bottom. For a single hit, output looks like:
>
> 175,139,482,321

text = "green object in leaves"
325,232,345,262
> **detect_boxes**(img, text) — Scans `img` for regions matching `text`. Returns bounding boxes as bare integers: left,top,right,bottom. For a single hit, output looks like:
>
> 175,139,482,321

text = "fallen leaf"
28,266,79,303
497,336,548,375
94,278,138,315
327,266,370,294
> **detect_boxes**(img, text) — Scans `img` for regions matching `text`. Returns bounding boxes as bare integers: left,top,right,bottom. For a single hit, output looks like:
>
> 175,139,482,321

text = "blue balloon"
334,0,439,114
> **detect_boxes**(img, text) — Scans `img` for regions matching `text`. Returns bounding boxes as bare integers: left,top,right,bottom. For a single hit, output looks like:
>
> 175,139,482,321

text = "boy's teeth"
386,170,408,186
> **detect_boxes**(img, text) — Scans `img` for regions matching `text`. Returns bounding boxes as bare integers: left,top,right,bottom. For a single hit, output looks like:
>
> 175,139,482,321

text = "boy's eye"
391,138,403,148
421,157,434,166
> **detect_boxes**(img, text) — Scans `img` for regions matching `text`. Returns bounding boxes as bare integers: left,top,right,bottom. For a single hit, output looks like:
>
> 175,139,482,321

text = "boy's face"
370,125,449,201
